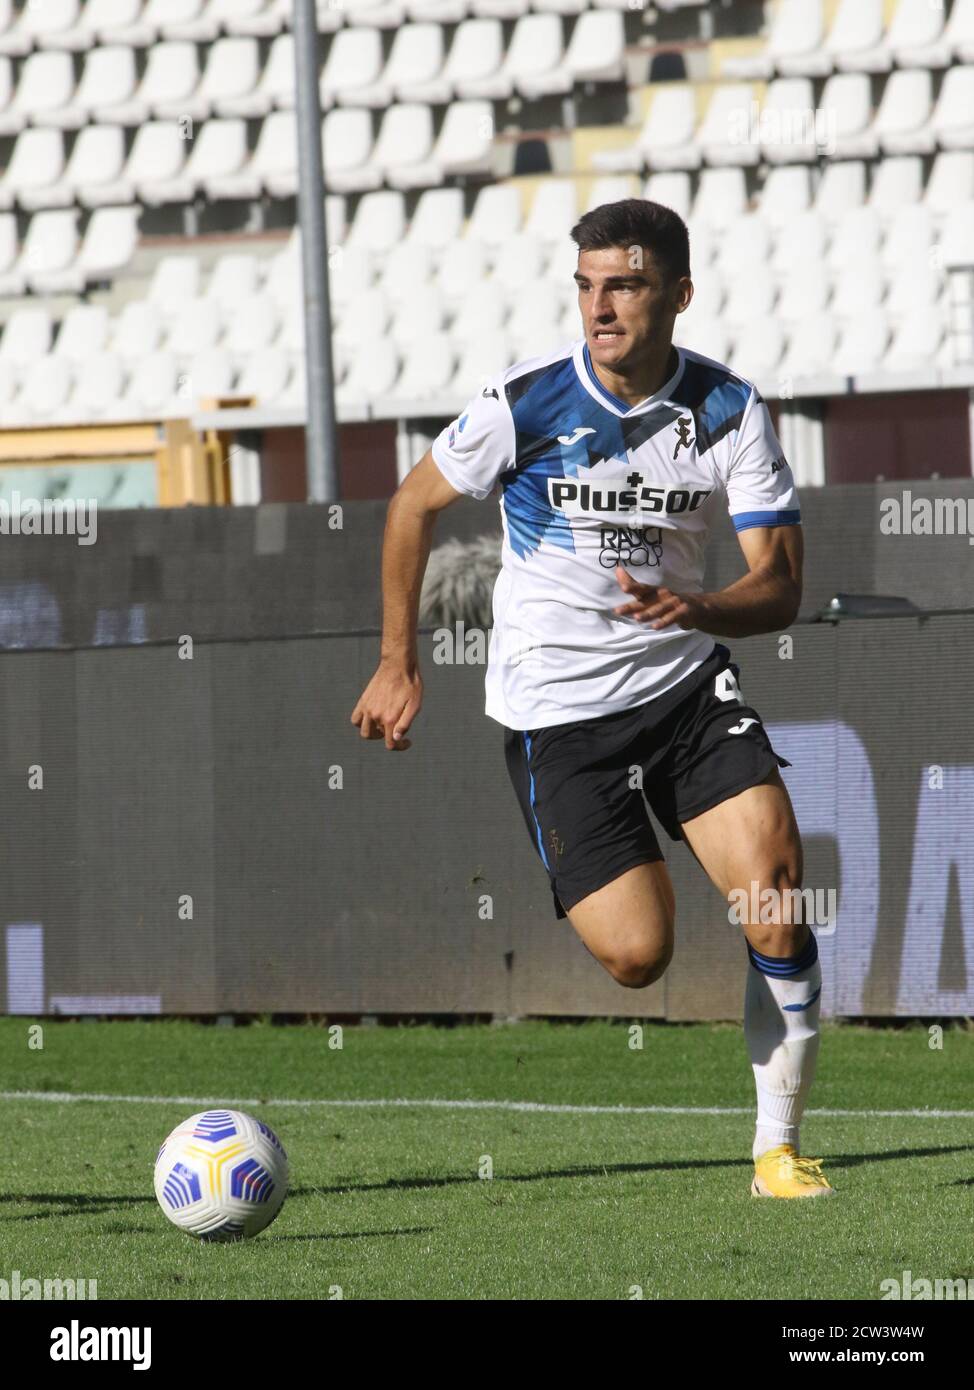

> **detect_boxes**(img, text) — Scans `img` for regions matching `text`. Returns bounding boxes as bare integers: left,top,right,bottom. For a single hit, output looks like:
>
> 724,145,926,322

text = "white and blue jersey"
430,338,801,731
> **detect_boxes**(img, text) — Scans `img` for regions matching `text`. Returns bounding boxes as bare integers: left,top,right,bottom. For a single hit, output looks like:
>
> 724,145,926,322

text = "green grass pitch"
1,1017,972,1300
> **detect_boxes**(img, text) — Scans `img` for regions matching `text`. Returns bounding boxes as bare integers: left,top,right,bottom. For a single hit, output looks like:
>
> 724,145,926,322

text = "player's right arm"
350,450,465,751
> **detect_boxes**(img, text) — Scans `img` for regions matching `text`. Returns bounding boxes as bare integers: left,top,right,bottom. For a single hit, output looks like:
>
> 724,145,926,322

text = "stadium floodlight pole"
292,0,339,502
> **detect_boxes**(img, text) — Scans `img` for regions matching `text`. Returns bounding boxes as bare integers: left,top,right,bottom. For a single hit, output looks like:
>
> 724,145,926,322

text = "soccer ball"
153,1109,289,1241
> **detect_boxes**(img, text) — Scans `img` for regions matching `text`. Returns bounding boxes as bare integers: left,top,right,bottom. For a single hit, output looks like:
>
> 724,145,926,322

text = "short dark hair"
570,199,691,284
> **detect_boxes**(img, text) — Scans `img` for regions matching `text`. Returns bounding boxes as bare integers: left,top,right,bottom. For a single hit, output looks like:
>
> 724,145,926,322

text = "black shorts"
503,643,791,920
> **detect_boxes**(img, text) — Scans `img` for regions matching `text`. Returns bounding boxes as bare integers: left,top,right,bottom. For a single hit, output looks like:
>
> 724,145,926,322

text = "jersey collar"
575,339,685,417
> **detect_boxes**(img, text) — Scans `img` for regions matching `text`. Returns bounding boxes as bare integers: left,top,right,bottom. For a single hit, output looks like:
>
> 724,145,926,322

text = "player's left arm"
614,386,803,637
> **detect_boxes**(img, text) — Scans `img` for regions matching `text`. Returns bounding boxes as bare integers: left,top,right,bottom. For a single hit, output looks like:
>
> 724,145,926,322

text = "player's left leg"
680,768,833,1198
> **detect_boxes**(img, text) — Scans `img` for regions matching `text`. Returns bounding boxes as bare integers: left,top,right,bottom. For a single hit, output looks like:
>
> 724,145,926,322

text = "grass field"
1,1016,973,1300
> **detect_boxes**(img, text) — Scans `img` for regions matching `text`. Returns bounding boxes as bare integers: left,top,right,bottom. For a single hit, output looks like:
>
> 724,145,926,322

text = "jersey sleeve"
723,389,802,533
429,375,517,501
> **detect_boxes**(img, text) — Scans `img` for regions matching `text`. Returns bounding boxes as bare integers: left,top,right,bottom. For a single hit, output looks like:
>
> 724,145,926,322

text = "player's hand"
612,566,708,631
350,659,423,750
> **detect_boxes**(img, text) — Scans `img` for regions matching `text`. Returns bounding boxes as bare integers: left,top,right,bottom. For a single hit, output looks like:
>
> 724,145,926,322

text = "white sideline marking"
1,1091,972,1119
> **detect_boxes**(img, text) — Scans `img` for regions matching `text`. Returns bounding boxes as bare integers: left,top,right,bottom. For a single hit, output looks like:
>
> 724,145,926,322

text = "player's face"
574,245,692,365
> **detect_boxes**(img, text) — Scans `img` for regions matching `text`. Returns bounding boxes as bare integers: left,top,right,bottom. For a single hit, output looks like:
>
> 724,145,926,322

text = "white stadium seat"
321,107,378,194
166,298,223,355
143,118,249,205
888,0,951,71
813,160,865,221
61,0,149,50
406,186,465,247
0,209,73,297
713,213,771,279
326,244,375,310
205,253,263,317
67,352,127,418
235,346,293,404
0,208,15,275
469,0,529,19
365,24,445,108
336,336,400,407
830,262,884,319
111,300,164,357
0,307,53,376
182,347,236,402
447,20,506,104
932,66,974,151
869,155,923,213
692,167,748,226
5,51,77,130
475,13,567,102
9,356,74,425
490,231,547,298
116,40,199,124
885,306,944,372
378,241,435,307
59,45,139,126
925,150,974,212
759,164,812,225
147,255,202,318
874,69,935,158
450,280,507,345
769,210,828,279
342,0,406,30
54,305,111,362
467,182,521,249
828,0,891,75
450,330,511,396
776,272,830,324
882,205,934,274
593,85,699,174
226,0,290,37
346,188,407,250
821,72,874,161
643,171,692,221
323,27,384,109
539,10,625,93
730,320,784,380
699,84,760,167
940,201,974,267
217,30,293,116
183,37,262,125
827,206,883,272
945,0,974,63
723,0,825,80
77,205,140,284
388,330,455,401
224,294,279,361
4,0,83,54
374,104,436,190
526,179,579,244
0,129,65,211
205,109,297,200
722,274,776,330
833,309,890,373
780,312,837,379
388,288,447,348
70,127,130,210
760,77,818,164
123,351,181,415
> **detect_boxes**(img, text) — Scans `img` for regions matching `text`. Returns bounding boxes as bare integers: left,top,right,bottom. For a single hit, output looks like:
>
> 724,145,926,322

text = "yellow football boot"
751,1144,835,1198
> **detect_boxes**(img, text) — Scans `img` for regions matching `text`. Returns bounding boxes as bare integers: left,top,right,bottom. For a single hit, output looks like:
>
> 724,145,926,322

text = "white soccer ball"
153,1109,289,1241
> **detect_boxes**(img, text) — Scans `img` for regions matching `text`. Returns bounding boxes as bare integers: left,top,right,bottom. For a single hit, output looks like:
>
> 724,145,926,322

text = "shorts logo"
599,525,663,569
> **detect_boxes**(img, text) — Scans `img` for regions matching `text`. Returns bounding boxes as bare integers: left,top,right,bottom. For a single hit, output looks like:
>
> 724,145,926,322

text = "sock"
744,930,822,1163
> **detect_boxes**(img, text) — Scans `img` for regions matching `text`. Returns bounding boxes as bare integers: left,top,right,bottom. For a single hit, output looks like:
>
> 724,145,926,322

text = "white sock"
744,932,822,1163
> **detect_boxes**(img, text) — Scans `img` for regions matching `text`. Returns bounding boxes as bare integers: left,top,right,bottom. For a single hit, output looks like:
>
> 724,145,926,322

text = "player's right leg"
565,861,675,989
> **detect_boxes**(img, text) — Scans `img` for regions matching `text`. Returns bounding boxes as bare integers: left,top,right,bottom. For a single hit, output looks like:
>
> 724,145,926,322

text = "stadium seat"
226,0,290,37
775,271,829,323
677,318,730,365
0,209,73,297
77,205,140,284
9,355,74,424
67,351,127,418
469,0,530,19
924,150,974,212
236,346,292,404
407,0,467,22
945,0,974,63
692,167,748,226
336,336,399,406
217,30,293,116
264,243,301,308
378,241,436,307
402,184,464,247
450,279,507,344
97,121,184,207
204,252,262,319
321,108,379,194
833,308,890,373
326,244,375,309
827,206,883,272
0,129,65,211
388,330,455,400
0,307,53,379
122,351,181,415
147,255,202,319
420,99,495,180
869,155,923,213
374,104,437,190
932,65,974,150
642,171,692,221
471,13,566,102
335,285,391,351
54,304,112,361
71,127,131,209
939,200,974,267
346,188,407,250
159,0,255,43
758,164,811,225
87,0,156,48
467,182,522,250
595,85,699,173
699,85,760,167
342,0,407,29
729,319,784,380
813,160,865,222
451,330,511,395
166,298,224,355
177,37,261,121
830,261,885,317
223,294,279,363
526,179,579,243
828,0,892,74
178,346,236,404
388,287,447,348
885,305,943,372
206,109,297,199
713,213,771,279
324,27,384,108
780,312,837,378
533,9,625,94
490,231,547,298
366,23,445,107
111,300,164,357
722,274,776,330
438,238,492,303
888,0,952,71
3,0,83,53
881,204,934,274
3,50,77,130
445,20,505,103
0,208,15,276
760,77,818,164
874,69,935,157
821,72,874,161
886,263,945,320
723,0,823,80
112,40,199,123
770,209,828,279
65,45,140,126
144,117,249,204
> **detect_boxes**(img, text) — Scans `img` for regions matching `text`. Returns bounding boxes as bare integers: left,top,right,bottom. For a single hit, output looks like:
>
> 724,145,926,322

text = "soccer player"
351,199,832,1198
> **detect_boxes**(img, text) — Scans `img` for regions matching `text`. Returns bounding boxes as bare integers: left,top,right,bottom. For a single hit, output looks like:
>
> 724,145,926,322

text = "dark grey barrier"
1,479,973,651
1,615,971,1019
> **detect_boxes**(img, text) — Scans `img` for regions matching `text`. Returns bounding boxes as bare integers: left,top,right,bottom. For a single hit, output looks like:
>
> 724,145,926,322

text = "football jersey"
430,338,801,731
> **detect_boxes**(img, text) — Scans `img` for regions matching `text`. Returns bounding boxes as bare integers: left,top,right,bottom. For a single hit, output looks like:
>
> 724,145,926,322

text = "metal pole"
292,0,339,501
